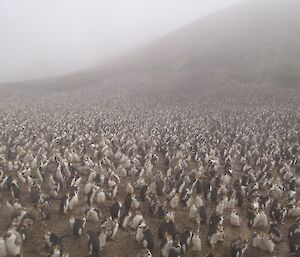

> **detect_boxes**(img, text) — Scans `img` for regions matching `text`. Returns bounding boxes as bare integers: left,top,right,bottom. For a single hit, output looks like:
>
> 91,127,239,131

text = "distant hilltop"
2,0,300,93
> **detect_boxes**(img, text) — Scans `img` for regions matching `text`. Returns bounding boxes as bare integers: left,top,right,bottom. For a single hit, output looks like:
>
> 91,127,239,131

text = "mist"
0,0,242,83
0,1,299,257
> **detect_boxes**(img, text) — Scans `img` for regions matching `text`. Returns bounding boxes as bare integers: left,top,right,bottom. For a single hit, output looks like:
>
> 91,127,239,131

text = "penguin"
193,179,202,194
131,194,140,209
36,166,44,183
99,228,107,250
4,229,23,257
124,193,132,212
87,186,99,206
69,216,86,238
10,180,20,199
17,171,26,184
142,227,154,253
227,196,237,210
236,191,244,208
84,182,93,195
253,210,268,228
170,193,180,209
136,222,146,242
107,185,118,200
180,230,192,255
13,208,27,226
68,185,79,199
120,211,132,229
6,199,22,214
252,233,275,253
102,218,119,240
140,184,148,201
19,212,36,228
59,193,69,215
0,236,8,257
126,182,134,194
169,240,181,257
0,175,13,191
85,207,104,222
274,206,287,224
137,249,152,257
208,225,224,247
29,184,41,203
94,173,103,186
191,229,201,252
230,209,241,227
86,230,100,256
55,163,64,183
72,176,81,188
110,201,122,220
160,234,173,257
199,206,207,224
51,246,63,257
231,237,248,257
44,231,68,249
68,191,79,211
269,223,281,243
216,201,225,215
158,219,177,241
195,195,203,208
26,175,34,192
96,189,106,205
14,226,26,243
49,175,58,191
247,209,256,227
50,183,60,198
38,201,51,220
156,201,167,219
189,204,198,219
129,212,144,229
210,187,218,206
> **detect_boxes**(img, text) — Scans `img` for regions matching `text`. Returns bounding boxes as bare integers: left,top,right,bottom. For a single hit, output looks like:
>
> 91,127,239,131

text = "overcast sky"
0,0,242,83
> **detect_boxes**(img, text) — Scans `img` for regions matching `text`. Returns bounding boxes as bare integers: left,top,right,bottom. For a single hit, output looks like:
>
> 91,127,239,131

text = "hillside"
1,0,300,93
106,0,300,90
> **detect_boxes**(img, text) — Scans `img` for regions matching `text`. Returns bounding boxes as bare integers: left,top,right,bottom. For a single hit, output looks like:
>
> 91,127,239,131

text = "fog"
0,0,242,83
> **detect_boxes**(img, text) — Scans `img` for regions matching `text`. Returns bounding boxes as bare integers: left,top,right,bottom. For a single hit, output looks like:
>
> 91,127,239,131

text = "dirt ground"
0,161,294,257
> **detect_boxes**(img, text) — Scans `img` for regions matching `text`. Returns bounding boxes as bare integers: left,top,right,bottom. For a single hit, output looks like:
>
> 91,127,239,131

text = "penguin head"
3,231,12,239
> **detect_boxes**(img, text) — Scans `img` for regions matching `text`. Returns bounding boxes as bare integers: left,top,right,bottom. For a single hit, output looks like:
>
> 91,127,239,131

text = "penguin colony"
0,84,299,257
